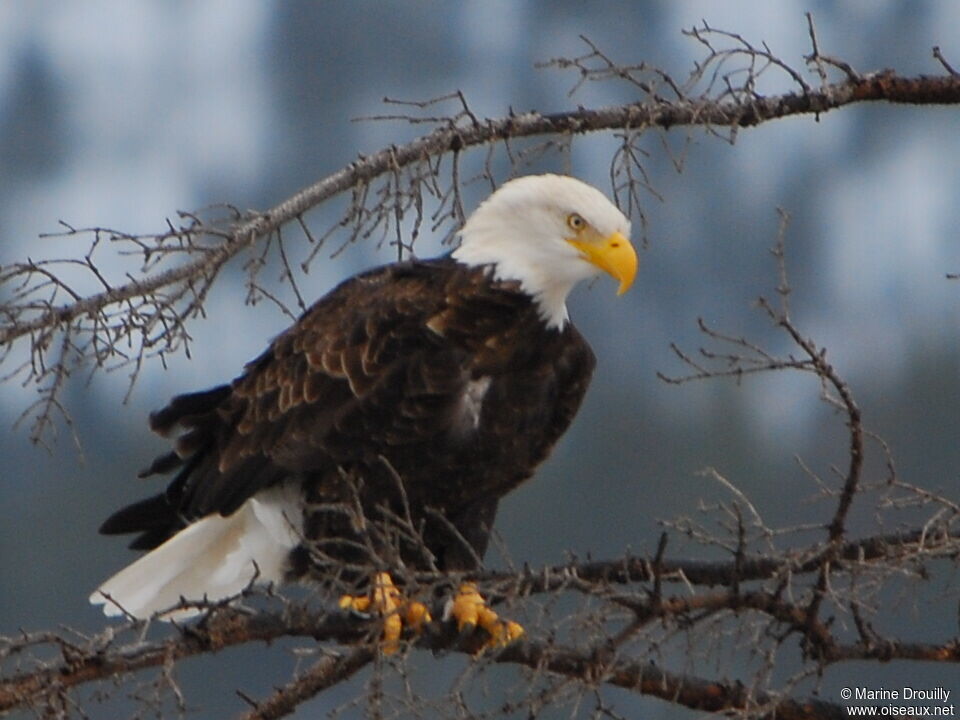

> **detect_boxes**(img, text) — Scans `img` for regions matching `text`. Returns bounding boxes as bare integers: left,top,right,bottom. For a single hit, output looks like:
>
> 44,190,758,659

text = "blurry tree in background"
2,21,959,720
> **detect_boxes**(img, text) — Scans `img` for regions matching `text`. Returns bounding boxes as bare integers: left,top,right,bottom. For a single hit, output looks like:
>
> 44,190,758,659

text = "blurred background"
1,2,958,717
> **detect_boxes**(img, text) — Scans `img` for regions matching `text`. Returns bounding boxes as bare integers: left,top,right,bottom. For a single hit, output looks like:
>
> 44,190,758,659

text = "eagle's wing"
100,260,526,550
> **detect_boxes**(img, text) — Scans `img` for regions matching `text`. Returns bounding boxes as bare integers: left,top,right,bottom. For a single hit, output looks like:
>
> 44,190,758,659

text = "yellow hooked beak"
567,230,638,295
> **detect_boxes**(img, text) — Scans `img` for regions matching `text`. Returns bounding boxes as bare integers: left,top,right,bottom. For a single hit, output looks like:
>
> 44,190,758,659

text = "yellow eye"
567,213,586,231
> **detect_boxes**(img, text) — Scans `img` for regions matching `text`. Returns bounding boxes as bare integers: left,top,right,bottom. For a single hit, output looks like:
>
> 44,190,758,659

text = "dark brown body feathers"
100,257,595,575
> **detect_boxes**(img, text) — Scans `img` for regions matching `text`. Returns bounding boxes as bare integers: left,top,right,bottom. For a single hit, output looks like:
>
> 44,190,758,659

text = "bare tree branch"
236,647,374,720
4,507,960,716
3,24,960,720
3,61,959,361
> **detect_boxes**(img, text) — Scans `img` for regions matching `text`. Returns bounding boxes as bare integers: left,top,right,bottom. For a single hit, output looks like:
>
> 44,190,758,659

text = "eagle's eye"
566,213,586,232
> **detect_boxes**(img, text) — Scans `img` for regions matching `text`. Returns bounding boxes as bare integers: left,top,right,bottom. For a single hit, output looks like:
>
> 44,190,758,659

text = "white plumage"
90,485,302,619
452,174,632,328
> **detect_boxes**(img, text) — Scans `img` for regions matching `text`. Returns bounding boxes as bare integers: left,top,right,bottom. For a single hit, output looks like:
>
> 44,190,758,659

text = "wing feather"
101,259,499,549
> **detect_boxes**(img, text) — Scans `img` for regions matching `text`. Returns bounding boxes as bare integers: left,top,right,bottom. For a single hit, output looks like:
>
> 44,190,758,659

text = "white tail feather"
90,486,302,620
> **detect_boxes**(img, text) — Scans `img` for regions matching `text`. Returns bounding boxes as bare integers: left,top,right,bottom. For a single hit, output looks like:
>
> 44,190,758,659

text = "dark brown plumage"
100,258,595,577
91,174,636,620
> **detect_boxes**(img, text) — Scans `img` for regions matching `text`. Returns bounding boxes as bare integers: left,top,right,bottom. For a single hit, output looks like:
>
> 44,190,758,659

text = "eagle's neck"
452,240,588,330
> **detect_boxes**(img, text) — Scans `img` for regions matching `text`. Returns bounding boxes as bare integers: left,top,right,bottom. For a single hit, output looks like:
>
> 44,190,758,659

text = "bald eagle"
91,174,637,643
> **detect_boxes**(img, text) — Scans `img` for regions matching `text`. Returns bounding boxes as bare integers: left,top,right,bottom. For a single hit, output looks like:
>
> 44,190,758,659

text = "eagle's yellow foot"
338,572,432,655
446,582,524,651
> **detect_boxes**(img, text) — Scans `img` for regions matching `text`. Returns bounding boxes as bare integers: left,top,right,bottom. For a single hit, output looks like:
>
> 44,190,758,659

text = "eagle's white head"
452,174,637,328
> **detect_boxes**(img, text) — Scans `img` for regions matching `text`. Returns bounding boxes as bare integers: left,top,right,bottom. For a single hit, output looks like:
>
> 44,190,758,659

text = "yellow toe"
449,582,524,651
340,572,431,655
450,582,485,630
339,594,371,612
405,600,433,630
